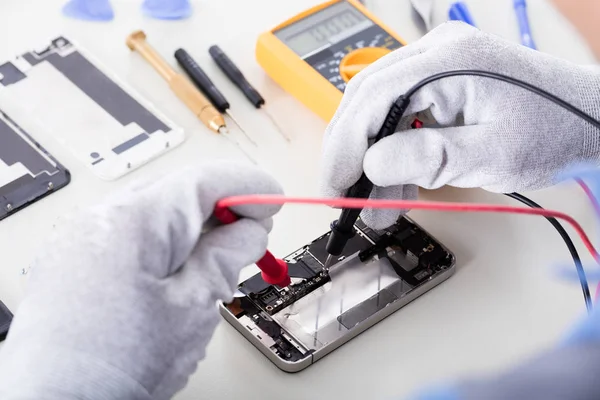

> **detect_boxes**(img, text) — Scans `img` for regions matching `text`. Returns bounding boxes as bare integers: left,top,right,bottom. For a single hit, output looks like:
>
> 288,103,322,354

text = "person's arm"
552,0,600,59
0,161,283,400
320,21,600,400
319,21,600,229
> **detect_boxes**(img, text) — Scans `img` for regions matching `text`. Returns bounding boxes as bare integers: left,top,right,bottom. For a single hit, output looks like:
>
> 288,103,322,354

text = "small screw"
5,203,12,211
47,182,54,190
127,162,132,169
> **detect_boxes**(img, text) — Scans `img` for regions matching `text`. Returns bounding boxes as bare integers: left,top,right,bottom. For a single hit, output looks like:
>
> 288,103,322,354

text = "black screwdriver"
174,48,257,146
208,45,291,142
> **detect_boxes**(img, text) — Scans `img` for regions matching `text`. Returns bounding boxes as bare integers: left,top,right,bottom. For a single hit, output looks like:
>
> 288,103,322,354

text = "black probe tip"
326,220,356,256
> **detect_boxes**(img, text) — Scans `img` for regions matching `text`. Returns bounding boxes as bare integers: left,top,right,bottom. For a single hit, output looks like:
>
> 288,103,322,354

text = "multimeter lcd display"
258,0,405,120
274,2,374,58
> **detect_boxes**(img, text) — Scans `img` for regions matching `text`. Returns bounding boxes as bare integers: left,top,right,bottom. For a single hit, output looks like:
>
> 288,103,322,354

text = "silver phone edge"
219,263,455,373
218,217,457,373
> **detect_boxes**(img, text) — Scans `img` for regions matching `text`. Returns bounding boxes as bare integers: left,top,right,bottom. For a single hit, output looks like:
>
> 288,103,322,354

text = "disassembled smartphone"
220,216,456,372
0,109,70,221
0,36,184,181
0,299,12,342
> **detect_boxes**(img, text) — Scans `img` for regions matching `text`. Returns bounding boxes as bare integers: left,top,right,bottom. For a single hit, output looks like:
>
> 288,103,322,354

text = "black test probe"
324,95,412,268
324,70,600,285
208,45,291,142
174,48,257,146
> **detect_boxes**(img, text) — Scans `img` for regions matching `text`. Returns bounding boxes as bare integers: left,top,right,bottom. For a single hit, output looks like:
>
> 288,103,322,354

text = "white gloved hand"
0,161,283,400
321,22,600,229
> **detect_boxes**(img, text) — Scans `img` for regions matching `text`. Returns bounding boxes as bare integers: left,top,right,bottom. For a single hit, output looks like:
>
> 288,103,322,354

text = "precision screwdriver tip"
263,106,292,142
225,110,258,147
221,131,257,165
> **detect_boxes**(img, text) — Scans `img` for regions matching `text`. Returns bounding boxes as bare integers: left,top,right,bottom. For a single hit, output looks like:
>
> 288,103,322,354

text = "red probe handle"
213,206,291,287
411,119,423,129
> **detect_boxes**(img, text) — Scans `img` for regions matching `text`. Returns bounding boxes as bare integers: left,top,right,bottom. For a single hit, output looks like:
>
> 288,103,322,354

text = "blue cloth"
141,0,192,20
564,305,600,346
408,307,600,400
412,386,461,400
62,0,114,21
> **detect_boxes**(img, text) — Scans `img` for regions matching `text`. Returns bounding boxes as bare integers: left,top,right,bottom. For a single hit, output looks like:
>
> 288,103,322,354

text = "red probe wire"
575,179,600,299
216,195,600,266
578,179,600,217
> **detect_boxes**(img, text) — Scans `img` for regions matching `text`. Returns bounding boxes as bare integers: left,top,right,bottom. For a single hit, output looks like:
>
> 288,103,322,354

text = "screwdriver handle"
209,45,265,108
175,49,230,113
213,206,291,287
126,31,226,134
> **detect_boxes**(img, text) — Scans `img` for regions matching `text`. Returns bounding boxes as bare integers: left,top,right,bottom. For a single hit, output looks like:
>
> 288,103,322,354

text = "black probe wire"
505,193,592,312
395,69,600,311
402,70,600,130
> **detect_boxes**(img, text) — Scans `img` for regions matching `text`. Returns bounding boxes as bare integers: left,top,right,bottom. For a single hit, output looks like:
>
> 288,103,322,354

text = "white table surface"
0,0,598,399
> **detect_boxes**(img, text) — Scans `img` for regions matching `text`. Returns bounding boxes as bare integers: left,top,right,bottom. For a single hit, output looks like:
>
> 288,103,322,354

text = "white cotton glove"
0,161,283,400
320,22,600,229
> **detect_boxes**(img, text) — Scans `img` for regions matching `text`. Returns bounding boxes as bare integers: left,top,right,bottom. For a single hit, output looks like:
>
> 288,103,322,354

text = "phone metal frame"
219,217,456,372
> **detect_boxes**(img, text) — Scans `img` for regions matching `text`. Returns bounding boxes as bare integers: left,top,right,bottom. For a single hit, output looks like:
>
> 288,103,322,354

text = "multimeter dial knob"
339,47,391,82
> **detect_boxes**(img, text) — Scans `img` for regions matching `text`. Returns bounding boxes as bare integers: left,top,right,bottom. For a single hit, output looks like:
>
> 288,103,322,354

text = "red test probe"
213,206,291,287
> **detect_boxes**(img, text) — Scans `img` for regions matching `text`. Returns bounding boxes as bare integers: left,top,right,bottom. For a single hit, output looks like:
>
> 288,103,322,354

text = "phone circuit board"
224,216,455,365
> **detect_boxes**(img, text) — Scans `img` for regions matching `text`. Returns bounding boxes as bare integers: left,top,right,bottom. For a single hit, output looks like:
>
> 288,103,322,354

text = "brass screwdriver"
126,31,227,134
126,31,256,162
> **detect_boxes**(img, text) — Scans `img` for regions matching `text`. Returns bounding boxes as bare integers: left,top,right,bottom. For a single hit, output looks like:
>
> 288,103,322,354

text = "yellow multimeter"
256,0,406,122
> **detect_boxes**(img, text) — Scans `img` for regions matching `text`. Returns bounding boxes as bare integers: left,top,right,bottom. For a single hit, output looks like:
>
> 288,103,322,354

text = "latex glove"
320,22,600,229
0,161,283,400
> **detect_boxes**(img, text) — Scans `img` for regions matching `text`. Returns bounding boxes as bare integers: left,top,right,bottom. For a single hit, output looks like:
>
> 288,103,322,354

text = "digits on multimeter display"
274,2,373,58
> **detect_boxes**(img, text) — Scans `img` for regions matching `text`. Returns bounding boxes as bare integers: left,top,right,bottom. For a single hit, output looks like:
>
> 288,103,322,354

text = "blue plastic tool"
62,0,114,21
513,0,537,49
448,1,476,27
142,0,192,20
